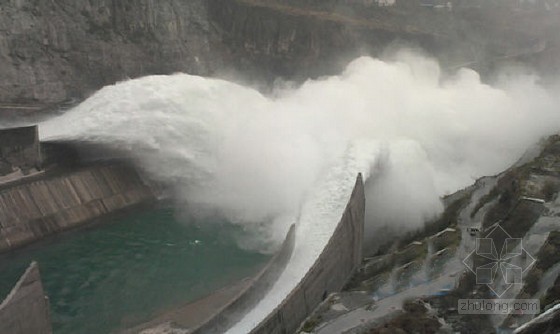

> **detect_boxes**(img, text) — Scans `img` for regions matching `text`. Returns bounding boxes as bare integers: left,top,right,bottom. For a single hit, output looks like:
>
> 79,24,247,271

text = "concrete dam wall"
192,224,296,334
0,163,155,252
0,262,52,334
0,172,363,334
250,173,365,334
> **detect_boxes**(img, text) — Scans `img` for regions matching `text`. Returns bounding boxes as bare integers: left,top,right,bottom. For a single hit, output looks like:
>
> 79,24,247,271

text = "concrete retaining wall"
192,224,296,334
0,163,155,252
250,173,365,334
0,262,52,334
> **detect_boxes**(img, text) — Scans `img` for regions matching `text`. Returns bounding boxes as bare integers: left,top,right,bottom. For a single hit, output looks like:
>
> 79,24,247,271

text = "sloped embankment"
0,163,155,252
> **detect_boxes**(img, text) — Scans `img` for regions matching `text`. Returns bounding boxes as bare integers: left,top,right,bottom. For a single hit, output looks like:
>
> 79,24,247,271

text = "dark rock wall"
2,0,558,114
0,126,41,176
207,0,438,81
0,163,154,252
206,0,560,82
0,0,219,107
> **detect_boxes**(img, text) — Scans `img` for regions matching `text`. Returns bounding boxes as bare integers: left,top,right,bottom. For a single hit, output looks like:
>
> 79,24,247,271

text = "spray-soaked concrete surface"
248,174,364,334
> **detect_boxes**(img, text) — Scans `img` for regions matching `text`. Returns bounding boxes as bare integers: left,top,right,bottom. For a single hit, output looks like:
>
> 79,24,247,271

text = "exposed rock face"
0,0,219,107
2,0,559,114
207,0,560,82
0,126,41,177
207,0,427,81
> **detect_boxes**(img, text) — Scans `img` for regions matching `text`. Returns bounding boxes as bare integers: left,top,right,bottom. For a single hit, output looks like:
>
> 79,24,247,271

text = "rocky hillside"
2,0,559,117
208,0,560,82
301,135,560,334
0,0,219,111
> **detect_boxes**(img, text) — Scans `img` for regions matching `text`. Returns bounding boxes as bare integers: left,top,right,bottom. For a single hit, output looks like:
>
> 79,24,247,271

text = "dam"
4,48,559,333
0,175,364,334
0,126,269,333
3,1,560,332
0,123,367,334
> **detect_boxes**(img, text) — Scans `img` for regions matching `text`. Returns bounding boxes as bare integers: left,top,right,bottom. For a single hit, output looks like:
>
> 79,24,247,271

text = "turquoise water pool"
0,207,269,334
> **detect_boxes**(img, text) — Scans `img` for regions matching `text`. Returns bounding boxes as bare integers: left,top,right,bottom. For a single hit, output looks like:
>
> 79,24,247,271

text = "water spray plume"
41,50,560,332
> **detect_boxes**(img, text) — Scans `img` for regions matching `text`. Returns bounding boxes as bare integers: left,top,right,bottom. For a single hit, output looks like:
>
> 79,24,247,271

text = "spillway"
39,53,560,332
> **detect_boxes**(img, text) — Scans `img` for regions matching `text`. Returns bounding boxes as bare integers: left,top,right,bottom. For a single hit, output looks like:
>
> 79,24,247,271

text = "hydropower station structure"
0,125,366,334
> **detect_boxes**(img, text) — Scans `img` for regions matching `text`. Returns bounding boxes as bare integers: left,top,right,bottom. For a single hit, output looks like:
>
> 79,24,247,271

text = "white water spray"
40,51,560,332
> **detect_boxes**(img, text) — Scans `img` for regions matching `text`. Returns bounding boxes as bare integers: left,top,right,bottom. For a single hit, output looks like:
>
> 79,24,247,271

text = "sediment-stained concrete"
0,262,52,334
249,173,365,334
0,163,155,252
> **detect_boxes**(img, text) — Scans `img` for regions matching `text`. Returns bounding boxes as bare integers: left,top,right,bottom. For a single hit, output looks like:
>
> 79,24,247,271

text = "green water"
0,207,269,334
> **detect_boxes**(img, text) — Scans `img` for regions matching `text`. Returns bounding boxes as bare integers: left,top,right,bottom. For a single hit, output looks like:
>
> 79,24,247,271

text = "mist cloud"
41,50,560,251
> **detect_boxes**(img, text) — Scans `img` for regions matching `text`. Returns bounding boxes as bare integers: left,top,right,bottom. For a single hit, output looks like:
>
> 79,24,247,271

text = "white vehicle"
520,196,546,204
466,225,481,236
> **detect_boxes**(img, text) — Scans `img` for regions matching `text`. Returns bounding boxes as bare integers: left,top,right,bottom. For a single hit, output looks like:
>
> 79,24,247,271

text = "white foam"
226,141,377,333
40,51,560,331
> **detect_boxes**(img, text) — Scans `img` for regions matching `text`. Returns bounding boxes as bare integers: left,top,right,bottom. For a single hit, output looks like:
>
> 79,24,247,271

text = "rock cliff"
0,0,219,111
2,0,559,116
207,0,560,81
